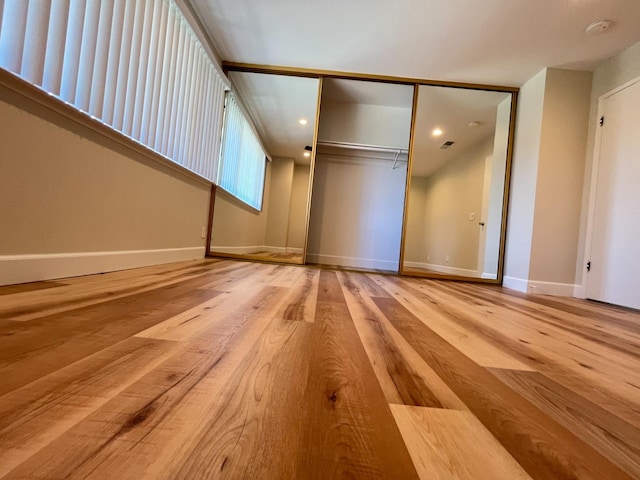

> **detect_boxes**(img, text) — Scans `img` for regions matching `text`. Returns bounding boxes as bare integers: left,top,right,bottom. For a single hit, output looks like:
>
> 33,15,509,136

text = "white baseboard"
502,275,579,297
502,276,529,292
573,284,586,298
404,261,478,277
481,272,498,280
306,253,398,272
0,246,206,286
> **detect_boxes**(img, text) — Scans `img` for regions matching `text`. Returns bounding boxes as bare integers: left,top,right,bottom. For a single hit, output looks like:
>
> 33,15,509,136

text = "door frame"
580,74,640,300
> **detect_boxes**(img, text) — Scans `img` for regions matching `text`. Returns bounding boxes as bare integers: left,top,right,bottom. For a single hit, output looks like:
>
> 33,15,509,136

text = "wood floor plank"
293,271,420,479
0,280,221,396
274,269,320,323
372,295,633,480
490,368,640,478
391,405,532,480
377,276,536,371
338,271,467,409
0,337,179,476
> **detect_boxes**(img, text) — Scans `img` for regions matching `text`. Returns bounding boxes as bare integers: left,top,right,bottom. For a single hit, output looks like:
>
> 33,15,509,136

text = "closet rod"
316,140,409,155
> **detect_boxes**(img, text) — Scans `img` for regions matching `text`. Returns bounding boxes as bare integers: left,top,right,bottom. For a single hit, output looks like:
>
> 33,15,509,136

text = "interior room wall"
528,69,592,286
406,138,492,275
574,40,640,292
318,103,412,147
211,163,271,253
504,67,592,295
286,164,310,252
403,176,428,264
264,157,294,251
307,156,407,271
503,69,547,290
0,87,210,286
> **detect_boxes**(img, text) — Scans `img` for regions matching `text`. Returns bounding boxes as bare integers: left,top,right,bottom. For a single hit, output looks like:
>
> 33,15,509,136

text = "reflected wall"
402,85,513,280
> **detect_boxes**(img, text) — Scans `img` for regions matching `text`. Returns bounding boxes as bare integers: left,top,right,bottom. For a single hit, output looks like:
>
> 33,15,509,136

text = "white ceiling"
229,71,320,164
189,0,640,87
412,87,511,176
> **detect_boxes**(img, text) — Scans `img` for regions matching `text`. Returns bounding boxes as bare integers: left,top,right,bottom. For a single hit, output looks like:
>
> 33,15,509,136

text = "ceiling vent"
439,141,455,150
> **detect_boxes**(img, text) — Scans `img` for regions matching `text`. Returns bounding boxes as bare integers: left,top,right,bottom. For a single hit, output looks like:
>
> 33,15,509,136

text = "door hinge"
586,261,591,272
599,116,605,127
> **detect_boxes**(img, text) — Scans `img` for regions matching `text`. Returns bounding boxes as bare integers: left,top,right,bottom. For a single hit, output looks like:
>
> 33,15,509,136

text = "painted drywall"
504,67,592,294
211,164,271,252
503,69,546,285
286,164,311,250
307,155,407,271
0,87,210,283
575,40,640,287
403,176,428,265
529,69,592,285
318,103,412,148
264,157,294,249
405,138,491,273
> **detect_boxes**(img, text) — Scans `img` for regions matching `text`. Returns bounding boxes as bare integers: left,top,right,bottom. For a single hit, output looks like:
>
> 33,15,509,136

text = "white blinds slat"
101,0,125,125
122,0,146,135
0,0,29,73
21,0,52,85
59,0,86,103
42,0,70,95
164,18,185,157
131,0,155,140
142,0,168,146
154,4,177,152
111,0,136,131
74,0,101,112
88,0,114,119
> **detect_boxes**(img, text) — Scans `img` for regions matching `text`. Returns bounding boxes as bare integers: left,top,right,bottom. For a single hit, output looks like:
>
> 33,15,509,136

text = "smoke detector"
585,20,612,35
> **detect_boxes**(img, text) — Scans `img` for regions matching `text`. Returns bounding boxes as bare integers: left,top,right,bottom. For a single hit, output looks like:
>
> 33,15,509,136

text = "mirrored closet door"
209,72,321,265
307,79,414,273
401,85,514,280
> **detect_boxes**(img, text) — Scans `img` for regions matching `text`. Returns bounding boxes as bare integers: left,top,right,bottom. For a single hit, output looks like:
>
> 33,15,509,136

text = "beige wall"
575,40,640,286
504,68,592,293
504,69,546,283
264,158,294,249
0,87,209,257
287,164,311,250
529,69,592,284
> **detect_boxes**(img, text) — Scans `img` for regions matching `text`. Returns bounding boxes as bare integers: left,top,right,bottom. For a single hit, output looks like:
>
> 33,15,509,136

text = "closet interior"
209,65,517,283
306,79,414,272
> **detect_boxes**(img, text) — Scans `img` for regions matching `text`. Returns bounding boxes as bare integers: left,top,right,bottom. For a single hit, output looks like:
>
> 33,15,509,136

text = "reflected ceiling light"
585,20,611,35
432,128,443,136
468,121,482,128
298,118,308,125
303,151,311,158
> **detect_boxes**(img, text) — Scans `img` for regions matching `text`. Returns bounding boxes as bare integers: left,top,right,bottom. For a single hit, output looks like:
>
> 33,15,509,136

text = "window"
217,93,268,211
0,0,228,182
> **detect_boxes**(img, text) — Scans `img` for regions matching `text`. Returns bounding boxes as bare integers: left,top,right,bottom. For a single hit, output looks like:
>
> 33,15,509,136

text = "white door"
586,78,640,310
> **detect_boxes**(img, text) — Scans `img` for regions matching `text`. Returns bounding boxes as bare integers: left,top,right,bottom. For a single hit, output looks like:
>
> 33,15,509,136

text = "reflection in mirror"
210,72,320,264
403,85,512,280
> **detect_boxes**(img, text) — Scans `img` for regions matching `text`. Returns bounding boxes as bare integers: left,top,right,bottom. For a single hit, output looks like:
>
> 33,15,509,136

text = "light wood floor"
0,259,638,479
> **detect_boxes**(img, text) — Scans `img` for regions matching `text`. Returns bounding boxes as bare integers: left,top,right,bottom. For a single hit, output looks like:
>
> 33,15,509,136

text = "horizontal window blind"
0,0,228,182
218,93,267,211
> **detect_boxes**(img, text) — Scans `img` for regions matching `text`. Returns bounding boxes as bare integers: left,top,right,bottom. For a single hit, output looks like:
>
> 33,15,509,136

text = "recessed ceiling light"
585,20,612,35
303,151,311,158
432,128,443,137
468,121,481,128
299,118,308,125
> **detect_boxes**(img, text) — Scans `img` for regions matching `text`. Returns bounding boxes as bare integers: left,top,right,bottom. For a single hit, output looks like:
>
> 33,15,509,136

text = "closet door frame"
219,63,519,285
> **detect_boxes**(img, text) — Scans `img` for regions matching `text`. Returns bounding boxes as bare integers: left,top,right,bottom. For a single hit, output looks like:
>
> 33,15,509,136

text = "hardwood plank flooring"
0,259,639,479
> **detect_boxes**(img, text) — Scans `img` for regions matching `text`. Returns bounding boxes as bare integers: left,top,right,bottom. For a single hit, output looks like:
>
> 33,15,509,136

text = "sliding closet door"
306,79,414,272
